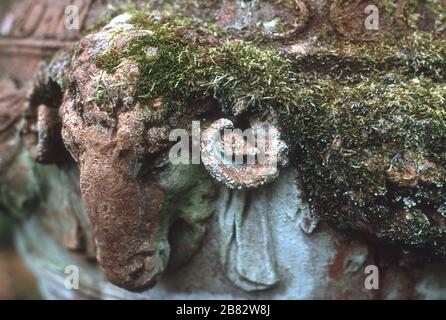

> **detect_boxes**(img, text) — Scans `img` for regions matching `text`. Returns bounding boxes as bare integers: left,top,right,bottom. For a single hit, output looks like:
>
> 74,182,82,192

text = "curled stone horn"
0,79,26,173
201,118,289,189
24,52,71,164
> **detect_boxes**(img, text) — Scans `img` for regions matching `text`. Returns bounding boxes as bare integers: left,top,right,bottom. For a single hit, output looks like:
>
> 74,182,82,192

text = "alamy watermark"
64,5,80,30
364,4,380,30
64,265,79,290
364,265,379,290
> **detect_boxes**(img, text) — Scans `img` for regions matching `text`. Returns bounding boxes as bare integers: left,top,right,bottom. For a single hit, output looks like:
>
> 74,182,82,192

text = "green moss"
94,49,121,74
94,13,445,119
93,79,114,110
314,32,445,81
93,13,297,120
278,72,446,255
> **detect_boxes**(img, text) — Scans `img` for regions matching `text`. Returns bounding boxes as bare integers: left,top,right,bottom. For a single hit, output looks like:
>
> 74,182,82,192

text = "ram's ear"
24,51,72,165
0,78,27,175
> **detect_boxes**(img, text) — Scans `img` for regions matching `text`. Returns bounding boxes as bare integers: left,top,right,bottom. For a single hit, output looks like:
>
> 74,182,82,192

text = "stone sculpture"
0,0,445,299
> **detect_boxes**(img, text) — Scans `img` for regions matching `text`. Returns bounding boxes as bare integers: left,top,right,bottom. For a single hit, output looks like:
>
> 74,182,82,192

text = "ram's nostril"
128,258,145,279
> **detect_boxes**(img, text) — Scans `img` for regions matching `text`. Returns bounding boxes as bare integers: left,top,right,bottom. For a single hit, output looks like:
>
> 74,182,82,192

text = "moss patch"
94,49,121,74
278,72,446,254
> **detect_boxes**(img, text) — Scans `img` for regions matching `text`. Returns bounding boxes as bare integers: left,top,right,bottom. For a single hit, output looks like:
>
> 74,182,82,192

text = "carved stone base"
14,168,446,300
